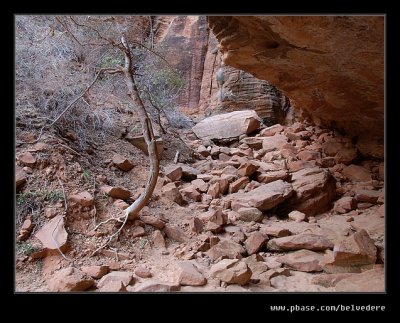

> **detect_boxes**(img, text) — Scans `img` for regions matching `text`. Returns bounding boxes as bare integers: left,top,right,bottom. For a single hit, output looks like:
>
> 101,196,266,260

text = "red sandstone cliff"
208,16,384,158
154,16,289,123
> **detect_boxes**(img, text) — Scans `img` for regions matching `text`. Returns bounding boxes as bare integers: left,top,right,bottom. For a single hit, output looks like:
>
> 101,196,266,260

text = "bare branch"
68,16,123,49
55,16,84,47
92,215,123,232
56,143,83,157
89,213,129,257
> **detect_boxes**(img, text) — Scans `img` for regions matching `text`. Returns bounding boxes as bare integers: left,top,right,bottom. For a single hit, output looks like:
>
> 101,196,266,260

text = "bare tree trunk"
121,37,159,219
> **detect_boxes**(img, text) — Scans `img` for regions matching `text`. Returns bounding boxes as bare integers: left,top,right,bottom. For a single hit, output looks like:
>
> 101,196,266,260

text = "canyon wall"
197,33,290,124
207,16,384,158
154,16,289,123
154,16,209,111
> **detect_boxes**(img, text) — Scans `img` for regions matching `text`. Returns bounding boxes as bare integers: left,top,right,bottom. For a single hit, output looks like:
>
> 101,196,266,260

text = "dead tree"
17,16,161,255
120,37,159,220
90,37,161,256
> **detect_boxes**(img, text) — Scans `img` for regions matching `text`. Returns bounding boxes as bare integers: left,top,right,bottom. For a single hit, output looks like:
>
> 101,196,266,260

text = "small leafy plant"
82,168,90,182
139,237,148,250
16,241,36,256
17,189,63,206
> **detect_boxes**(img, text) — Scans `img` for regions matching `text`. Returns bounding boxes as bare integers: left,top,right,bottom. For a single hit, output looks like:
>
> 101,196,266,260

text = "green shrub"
17,189,63,206
16,241,36,256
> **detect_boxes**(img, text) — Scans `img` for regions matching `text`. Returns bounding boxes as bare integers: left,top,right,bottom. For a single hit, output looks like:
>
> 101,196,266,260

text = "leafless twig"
89,211,129,257
92,176,97,227
92,215,124,232
56,143,83,157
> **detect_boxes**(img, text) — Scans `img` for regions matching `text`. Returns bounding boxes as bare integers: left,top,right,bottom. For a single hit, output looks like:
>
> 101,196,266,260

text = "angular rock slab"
260,225,291,238
68,191,94,207
334,267,384,292
16,165,27,190
35,215,68,251
192,110,260,141
206,240,246,261
97,271,135,288
47,267,94,291
163,225,188,243
128,281,180,292
162,183,184,205
210,259,252,285
330,229,377,267
236,207,263,222
277,249,324,272
112,153,134,171
125,133,163,159
267,234,334,251
164,166,182,181
244,232,268,255
177,262,207,286
81,265,109,279
342,164,372,182
99,281,127,292
19,151,36,167
311,273,356,288
278,167,336,216
100,185,131,200
333,196,357,214
227,179,294,212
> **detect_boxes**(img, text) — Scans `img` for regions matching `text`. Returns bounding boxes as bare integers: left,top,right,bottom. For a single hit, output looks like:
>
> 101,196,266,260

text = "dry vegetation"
16,15,189,148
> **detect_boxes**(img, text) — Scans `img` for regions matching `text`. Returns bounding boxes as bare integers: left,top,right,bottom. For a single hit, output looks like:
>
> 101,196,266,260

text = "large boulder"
277,167,336,216
192,110,260,142
325,229,377,268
